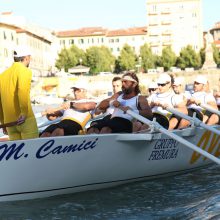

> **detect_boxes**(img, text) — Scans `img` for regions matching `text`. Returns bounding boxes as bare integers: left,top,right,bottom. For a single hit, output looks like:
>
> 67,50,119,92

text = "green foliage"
160,46,177,71
55,45,85,72
199,47,205,65
117,44,136,71
176,45,201,69
69,45,86,65
85,46,115,75
212,44,220,65
139,44,155,71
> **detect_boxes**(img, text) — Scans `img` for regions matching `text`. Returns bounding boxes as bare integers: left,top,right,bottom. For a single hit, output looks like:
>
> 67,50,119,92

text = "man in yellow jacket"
0,46,38,140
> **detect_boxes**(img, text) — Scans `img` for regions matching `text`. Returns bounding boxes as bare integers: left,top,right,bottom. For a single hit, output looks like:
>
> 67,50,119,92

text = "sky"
1,0,219,31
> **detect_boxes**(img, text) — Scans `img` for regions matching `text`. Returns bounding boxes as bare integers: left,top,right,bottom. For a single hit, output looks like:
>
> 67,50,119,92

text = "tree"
55,48,73,72
85,46,115,75
139,44,155,72
160,46,177,71
176,45,201,69
117,44,136,71
69,45,86,65
212,44,220,65
55,45,85,72
199,47,205,65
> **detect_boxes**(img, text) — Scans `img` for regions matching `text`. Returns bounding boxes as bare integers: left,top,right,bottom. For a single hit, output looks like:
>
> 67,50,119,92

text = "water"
0,164,219,219
0,106,220,219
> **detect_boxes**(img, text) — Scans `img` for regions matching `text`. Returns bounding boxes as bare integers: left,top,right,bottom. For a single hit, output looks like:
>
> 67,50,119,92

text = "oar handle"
126,109,220,165
200,103,220,116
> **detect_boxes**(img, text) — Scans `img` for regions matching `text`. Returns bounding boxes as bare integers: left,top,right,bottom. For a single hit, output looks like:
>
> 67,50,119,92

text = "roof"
56,27,107,37
210,22,220,31
68,65,90,73
56,26,147,38
107,27,147,37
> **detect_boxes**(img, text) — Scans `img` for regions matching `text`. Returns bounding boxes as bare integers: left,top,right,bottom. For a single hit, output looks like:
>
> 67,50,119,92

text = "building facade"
210,22,220,50
146,0,203,55
0,12,55,76
55,27,148,57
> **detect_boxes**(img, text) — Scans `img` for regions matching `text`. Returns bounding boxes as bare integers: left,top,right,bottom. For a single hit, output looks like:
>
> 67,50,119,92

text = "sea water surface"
0,105,219,219
0,164,219,219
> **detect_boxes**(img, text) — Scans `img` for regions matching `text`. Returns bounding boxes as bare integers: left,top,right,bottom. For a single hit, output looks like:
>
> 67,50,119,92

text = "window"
3,31,6,40
69,39,74,44
192,12,197,17
4,48,8,57
11,33,14,41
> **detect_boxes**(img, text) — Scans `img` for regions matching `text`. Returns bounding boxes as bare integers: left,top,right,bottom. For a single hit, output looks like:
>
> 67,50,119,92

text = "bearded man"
87,72,152,134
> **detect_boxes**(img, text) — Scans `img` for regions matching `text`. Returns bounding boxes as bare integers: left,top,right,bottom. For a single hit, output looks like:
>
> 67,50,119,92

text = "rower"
178,75,219,128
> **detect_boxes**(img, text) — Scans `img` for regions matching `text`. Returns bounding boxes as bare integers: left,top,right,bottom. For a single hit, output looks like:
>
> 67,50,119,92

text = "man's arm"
70,101,97,111
138,95,153,119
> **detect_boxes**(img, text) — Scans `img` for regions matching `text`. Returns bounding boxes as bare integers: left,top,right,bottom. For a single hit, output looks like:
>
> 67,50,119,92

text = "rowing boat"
0,114,219,201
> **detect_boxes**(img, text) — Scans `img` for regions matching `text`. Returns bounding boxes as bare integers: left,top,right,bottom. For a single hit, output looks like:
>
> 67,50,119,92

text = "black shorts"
42,119,82,136
90,114,111,128
188,108,203,121
92,117,132,133
153,113,169,129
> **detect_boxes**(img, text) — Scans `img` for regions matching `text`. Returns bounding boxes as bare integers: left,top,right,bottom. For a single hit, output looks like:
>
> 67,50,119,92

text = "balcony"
161,20,171,25
161,8,171,14
162,41,172,46
150,41,160,47
149,19,159,26
162,30,172,36
148,11,158,15
149,31,160,36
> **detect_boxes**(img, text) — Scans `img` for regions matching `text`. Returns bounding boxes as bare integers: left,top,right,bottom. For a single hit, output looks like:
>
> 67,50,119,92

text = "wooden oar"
125,109,220,165
200,103,220,117
166,107,220,136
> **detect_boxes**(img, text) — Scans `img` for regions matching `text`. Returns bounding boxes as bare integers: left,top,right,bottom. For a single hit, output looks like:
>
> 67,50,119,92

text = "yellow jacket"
0,62,35,123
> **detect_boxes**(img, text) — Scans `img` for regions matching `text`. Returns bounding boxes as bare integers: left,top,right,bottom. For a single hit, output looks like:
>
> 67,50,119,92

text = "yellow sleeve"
17,67,32,117
0,96,4,124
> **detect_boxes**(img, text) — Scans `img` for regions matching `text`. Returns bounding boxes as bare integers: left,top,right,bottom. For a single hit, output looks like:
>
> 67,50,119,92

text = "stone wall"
31,69,220,99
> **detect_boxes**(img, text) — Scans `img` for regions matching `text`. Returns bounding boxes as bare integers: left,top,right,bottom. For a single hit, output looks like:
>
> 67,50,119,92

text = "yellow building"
147,0,203,55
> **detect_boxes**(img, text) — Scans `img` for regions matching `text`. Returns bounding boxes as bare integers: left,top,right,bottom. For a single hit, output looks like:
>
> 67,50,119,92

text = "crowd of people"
0,46,219,141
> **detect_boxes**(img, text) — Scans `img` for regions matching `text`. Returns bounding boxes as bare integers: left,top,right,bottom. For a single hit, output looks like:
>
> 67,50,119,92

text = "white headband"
122,75,137,83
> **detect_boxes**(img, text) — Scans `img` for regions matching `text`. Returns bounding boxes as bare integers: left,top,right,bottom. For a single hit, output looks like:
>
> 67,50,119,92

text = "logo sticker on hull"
148,139,179,161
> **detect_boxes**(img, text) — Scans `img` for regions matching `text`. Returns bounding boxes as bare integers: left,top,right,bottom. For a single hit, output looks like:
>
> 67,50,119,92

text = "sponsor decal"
0,138,98,161
190,131,220,164
148,139,179,161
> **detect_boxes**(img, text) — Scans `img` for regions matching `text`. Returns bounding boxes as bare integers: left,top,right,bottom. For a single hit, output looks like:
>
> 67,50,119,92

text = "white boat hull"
0,126,219,201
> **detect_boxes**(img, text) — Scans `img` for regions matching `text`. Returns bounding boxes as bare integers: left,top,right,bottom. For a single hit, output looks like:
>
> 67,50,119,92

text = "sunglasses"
149,88,157,92
157,83,168,87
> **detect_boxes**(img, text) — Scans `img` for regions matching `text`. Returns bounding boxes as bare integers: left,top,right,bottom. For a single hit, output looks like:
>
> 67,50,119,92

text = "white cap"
14,46,31,57
194,75,207,85
148,82,158,89
71,81,87,90
157,74,171,84
173,77,183,86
